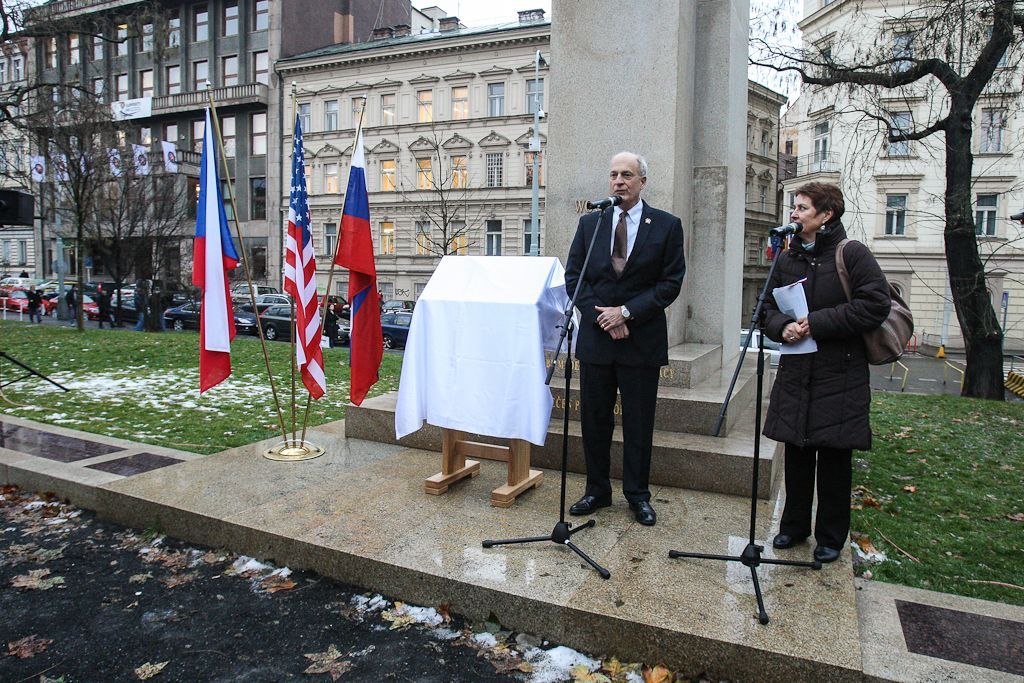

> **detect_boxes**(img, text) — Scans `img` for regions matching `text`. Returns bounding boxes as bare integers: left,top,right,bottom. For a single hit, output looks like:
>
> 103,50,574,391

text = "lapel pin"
644,218,651,224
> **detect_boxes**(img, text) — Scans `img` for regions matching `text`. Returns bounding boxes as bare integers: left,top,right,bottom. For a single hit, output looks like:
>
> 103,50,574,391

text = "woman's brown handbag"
835,239,914,365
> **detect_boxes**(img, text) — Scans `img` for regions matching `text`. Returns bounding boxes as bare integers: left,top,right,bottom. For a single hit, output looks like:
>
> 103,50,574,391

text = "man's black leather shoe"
629,501,657,526
569,495,611,516
813,545,842,564
772,533,807,549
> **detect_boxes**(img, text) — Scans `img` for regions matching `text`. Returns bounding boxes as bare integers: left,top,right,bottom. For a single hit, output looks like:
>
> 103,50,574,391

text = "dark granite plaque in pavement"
86,452,183,476
897,599,1024,675
0,420,124,462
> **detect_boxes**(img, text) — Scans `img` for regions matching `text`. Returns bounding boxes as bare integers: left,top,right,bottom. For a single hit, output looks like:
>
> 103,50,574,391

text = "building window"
351,97,365,126
488,82,504,117
253,51,268,85
68,34,80,64
167,10,181,46
324,100,338,131
892,32,913,73
250,112,266,155
222,55,238,87
193,6,209,42
381,93,396,125
192,119,205,152
193,60,208,88
417,158,433,190
526,78,544,114
297,102,311,132
139,70,154,98
221,116,235,157
485,220,502,255
975,194,998,236
980,109,1005,153
451,155,467,188
18,241,27,265
166,65,181,95
761,130,770,156
221,181,234,220
759,184,768,213
164,123,178,145
45,38,57,68
888,111,912,156
116,24,129,55
524,151,542,186
451,222,467,255
0,61,6,83
813,120,829,166
115,73,129,101
12,55,22,80
885,194,907,235
93,77,105,98
417,90,433,123
415,221,431,255
380,159,396,191
380,221,395,255
379,282,394,300
486,152,503,187
324,163,339,193
250,177,266,220
522,219,540,254
784,139,793,155
254,0,269,30
323,223,337,256
141,23,154,52
451,86,469,119
93,34,104,61
223,2,239,36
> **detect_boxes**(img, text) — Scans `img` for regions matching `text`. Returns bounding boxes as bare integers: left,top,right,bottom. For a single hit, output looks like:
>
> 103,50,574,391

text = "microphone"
769,222,803,237
586,196,623,210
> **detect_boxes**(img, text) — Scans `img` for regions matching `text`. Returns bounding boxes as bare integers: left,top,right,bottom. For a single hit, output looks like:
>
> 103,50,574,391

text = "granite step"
546,342,723,390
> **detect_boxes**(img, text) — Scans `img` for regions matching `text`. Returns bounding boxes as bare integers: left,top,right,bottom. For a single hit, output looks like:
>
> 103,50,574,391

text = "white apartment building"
781,0,1024,352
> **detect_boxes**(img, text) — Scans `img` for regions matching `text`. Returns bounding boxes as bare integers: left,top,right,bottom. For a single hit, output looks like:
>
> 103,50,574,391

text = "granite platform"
2,414,1022,682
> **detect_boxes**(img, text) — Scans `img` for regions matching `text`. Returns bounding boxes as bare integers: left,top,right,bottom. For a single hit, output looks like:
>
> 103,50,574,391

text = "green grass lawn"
852,392,1024,606
0,321,402,454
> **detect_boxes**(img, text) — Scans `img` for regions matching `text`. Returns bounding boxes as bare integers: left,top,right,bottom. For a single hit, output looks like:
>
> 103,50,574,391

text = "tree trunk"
944,118,1004,399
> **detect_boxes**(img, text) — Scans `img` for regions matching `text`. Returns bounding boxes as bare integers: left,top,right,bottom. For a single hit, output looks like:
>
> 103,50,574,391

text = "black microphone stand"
482,207,611,580
667,246,820,625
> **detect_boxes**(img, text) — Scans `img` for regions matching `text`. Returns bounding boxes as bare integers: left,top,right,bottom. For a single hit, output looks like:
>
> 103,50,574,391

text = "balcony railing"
25,0,142,22
794,152,840,177
152,84,268,113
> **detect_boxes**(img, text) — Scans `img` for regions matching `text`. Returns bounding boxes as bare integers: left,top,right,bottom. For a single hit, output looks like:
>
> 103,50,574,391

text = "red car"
0,289,59,315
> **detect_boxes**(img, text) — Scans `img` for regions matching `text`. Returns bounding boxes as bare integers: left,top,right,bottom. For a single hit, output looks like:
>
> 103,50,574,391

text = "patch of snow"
230,556,270,574
351,594,389,612
472,632,498,648
392,603,443,627
524,645,601,683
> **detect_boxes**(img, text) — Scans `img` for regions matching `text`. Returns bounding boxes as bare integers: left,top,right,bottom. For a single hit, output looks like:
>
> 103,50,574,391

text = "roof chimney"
439,16,460,31
392,23,411,37
370,26,394,41
517,9,546,23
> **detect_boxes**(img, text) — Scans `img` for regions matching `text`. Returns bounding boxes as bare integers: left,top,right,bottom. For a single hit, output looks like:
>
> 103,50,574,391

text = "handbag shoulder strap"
834,238,853,302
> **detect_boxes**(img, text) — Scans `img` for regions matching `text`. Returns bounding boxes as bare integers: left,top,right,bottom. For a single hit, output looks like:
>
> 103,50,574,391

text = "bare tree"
752,0,1023,399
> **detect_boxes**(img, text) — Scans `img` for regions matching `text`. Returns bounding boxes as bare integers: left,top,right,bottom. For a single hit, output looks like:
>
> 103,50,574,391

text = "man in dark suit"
564,152,686,526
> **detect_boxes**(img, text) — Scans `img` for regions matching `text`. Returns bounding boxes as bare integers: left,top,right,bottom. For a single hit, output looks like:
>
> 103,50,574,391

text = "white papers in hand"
772,279,818,355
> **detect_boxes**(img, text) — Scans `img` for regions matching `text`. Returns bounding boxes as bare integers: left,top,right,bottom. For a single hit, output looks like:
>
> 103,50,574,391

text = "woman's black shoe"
772,533,806,549
813,545,842,563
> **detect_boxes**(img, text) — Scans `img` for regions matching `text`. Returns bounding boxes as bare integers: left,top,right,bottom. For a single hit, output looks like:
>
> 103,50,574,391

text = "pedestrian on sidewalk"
97,285,113,329
27,286,43,323
133,280,149,331
762,182,891,565
65,285,77,321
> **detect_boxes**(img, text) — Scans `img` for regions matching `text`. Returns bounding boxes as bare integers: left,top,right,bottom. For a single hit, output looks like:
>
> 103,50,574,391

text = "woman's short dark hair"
795,182,845,221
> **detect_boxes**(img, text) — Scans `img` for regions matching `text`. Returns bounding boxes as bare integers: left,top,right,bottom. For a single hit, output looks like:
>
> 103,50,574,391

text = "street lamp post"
528,50,546,257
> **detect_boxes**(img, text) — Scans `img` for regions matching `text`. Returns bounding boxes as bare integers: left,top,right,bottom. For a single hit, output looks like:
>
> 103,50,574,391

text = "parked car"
258,304,294,341
381,299,415,313
1,289,31,312
0,277,44,290
740,329,781,367
235,293,293,315
230,284,280,304
381,311,413,349
164,301,257,334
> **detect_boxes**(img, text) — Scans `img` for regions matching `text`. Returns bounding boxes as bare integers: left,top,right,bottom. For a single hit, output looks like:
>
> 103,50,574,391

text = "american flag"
284,115,326,399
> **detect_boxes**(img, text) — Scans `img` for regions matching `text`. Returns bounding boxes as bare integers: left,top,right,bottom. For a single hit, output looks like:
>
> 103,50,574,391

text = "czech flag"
334,127,382,405
192,108,239,394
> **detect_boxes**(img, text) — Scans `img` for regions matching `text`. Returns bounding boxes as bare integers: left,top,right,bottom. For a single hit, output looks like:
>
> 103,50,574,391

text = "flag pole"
289,86,299,446
298,96,368,443
204,84,289,445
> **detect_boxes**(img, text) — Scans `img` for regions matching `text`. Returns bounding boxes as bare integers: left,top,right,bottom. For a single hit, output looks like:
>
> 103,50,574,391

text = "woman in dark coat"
762,182,891,564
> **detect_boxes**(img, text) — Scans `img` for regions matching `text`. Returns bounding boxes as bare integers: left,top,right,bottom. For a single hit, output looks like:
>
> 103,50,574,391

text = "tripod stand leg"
565,540,610,579
565,519,596,536
482,533,551,548
749,565,770,625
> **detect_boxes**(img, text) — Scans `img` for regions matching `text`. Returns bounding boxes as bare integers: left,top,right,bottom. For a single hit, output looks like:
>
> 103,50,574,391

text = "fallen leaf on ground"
260,574,297,593
134,661,169,679
437,603,452,623
902,485,918,493
303,645,351,680
11,569,65,590
570,663,610,682
6,634,54,658
1007,512,1024,522
160,572,197,589
642,664,673,683
129,573,152,584
602,658,642,681
904,448,920,453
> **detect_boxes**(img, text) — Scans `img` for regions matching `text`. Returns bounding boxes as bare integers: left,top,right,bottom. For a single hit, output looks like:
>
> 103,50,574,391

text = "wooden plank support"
425,430,542,506
424,429,480,495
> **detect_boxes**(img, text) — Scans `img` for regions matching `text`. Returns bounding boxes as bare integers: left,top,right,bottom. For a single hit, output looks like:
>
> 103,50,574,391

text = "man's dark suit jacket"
564,200,686,368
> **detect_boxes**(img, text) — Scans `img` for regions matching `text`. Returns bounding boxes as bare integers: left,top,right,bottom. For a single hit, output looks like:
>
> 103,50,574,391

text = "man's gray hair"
616,151,648,177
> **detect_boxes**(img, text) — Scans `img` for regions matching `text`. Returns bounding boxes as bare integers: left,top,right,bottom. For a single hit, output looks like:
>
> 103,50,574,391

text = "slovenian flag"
192,108,239,394
334,127,382,406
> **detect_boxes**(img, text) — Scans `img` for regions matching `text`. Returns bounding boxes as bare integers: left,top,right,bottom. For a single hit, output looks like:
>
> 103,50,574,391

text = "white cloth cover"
395,256,570,446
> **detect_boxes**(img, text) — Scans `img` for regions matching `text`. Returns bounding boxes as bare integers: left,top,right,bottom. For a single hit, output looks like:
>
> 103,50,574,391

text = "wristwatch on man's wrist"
620,305,631,320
